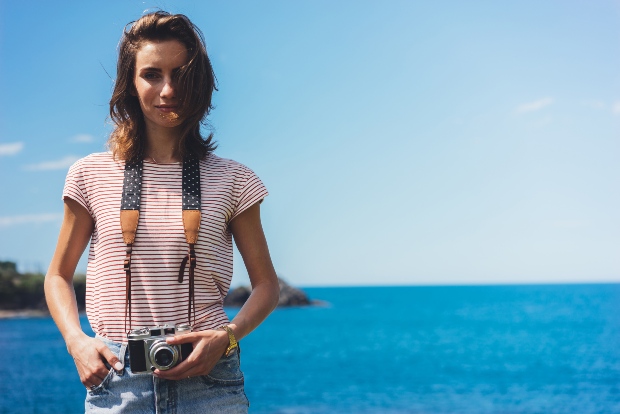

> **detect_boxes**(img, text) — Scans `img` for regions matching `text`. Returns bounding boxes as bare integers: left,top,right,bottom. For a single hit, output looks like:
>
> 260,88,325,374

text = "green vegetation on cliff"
0,261,85,311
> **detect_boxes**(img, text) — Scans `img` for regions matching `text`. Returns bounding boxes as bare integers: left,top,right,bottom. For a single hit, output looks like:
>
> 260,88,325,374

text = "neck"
144,124,183,163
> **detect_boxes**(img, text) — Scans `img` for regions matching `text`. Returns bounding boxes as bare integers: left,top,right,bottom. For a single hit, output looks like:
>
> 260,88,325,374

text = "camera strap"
120,158,202,333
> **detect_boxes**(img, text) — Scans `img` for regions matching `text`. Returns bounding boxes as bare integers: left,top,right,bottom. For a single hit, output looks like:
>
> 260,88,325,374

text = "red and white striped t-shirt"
63,152,268,343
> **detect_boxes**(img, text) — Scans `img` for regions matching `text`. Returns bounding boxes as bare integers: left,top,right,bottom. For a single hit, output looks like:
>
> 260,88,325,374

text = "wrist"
226,323,240,340
65,331,89,355
218,324,239,357
217,330,228,351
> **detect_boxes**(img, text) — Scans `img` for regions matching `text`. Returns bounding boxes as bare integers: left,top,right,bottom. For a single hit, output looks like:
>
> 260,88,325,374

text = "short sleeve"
62,158,93,217
230,164,269,222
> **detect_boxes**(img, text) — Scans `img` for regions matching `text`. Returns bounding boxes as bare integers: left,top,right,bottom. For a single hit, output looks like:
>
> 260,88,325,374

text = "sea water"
1,284,619,413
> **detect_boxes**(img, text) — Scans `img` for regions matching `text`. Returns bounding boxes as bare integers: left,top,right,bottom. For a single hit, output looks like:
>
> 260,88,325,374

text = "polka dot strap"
121,160,143,210
182,158,202,211
120,160,143,246
121,157,202,241
121,158,202,213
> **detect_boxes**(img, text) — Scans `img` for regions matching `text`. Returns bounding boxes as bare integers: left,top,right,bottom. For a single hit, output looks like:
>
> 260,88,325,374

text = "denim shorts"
85,336,249,413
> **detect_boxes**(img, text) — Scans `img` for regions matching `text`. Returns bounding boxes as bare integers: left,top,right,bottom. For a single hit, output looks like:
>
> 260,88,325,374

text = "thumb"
97,341,124,371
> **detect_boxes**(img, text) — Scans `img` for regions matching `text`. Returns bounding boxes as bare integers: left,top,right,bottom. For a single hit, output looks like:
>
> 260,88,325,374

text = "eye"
143,72,159,80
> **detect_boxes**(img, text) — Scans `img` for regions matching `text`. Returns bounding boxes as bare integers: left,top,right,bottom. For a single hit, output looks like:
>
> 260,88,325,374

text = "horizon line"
293,280,620,289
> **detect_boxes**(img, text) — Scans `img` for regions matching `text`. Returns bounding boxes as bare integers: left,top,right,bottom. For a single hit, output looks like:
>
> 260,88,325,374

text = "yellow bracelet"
219,325,238,357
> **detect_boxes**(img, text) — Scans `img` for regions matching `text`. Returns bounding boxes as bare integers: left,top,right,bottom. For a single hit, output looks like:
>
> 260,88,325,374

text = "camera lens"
149,342,179,370
154,348,174,367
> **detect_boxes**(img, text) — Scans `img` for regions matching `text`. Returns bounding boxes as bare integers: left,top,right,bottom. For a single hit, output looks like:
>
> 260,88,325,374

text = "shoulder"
69,151,119,171
65,152,124,188
202,153,256,177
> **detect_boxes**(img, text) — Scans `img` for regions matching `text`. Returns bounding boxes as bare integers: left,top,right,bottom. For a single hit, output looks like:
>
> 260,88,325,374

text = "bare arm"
158,201,279,380
227,201,280,339
45,198,123,388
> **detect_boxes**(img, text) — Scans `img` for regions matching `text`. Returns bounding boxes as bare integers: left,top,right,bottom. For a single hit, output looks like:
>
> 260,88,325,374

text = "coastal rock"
223,285,251,307
224,277,312,307
277,278,311,306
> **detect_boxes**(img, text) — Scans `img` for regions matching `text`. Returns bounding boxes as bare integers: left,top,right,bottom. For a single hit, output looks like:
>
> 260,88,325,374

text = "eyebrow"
139,67,162,73
138,66,183,72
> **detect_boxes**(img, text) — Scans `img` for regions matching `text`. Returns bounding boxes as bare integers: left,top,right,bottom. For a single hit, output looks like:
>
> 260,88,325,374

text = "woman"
44,11,280,413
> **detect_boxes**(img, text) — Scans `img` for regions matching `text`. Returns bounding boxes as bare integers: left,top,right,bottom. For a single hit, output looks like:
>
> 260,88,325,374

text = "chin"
158,113,184,128
162,111,181,121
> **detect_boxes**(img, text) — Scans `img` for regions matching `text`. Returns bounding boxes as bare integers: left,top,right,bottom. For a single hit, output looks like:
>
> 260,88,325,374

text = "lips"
156,105,178,113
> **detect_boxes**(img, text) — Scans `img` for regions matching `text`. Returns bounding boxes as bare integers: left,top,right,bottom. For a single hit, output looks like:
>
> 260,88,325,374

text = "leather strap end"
182,210,201,244
120,210,140,244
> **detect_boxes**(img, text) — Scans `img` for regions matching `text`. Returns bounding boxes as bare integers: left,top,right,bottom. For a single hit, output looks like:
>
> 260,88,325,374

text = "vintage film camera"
127,323,193,373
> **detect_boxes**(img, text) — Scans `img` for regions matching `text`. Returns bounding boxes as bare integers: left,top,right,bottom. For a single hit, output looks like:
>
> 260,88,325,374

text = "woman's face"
133,39,189,132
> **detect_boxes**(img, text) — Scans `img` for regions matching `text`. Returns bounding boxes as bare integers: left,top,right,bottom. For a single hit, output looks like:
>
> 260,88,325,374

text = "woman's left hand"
153,329,229,380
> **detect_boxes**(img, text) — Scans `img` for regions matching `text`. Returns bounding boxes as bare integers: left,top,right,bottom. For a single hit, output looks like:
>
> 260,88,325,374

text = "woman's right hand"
68,335,124,389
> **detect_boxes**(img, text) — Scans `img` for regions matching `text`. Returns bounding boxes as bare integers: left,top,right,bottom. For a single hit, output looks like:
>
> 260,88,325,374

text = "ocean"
1,284,619,413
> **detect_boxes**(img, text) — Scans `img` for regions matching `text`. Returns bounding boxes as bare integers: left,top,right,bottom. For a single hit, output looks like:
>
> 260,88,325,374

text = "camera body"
127,323,193,373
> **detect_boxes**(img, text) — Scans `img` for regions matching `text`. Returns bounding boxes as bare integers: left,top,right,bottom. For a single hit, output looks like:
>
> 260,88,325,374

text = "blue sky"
1,1,618,286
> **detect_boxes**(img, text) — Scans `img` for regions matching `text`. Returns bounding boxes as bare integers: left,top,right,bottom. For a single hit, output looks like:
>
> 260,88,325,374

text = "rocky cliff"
224,277,316,307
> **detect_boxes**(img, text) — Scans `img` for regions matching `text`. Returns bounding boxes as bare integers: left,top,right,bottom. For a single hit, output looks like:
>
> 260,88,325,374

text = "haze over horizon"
1,1,619,287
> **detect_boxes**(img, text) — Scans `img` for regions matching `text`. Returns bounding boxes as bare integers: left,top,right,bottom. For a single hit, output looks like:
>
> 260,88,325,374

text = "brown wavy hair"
108,11,217,161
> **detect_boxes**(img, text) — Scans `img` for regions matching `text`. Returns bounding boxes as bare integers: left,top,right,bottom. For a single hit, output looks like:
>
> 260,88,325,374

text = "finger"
166,332,198,345
94,368,109,383
75,355,108,384
83,370,107,387
90,354,111,380
96,341,124,371
153,358,193,380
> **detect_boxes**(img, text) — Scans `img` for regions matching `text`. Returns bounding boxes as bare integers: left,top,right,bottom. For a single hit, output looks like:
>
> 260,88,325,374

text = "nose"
160,78,177,99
